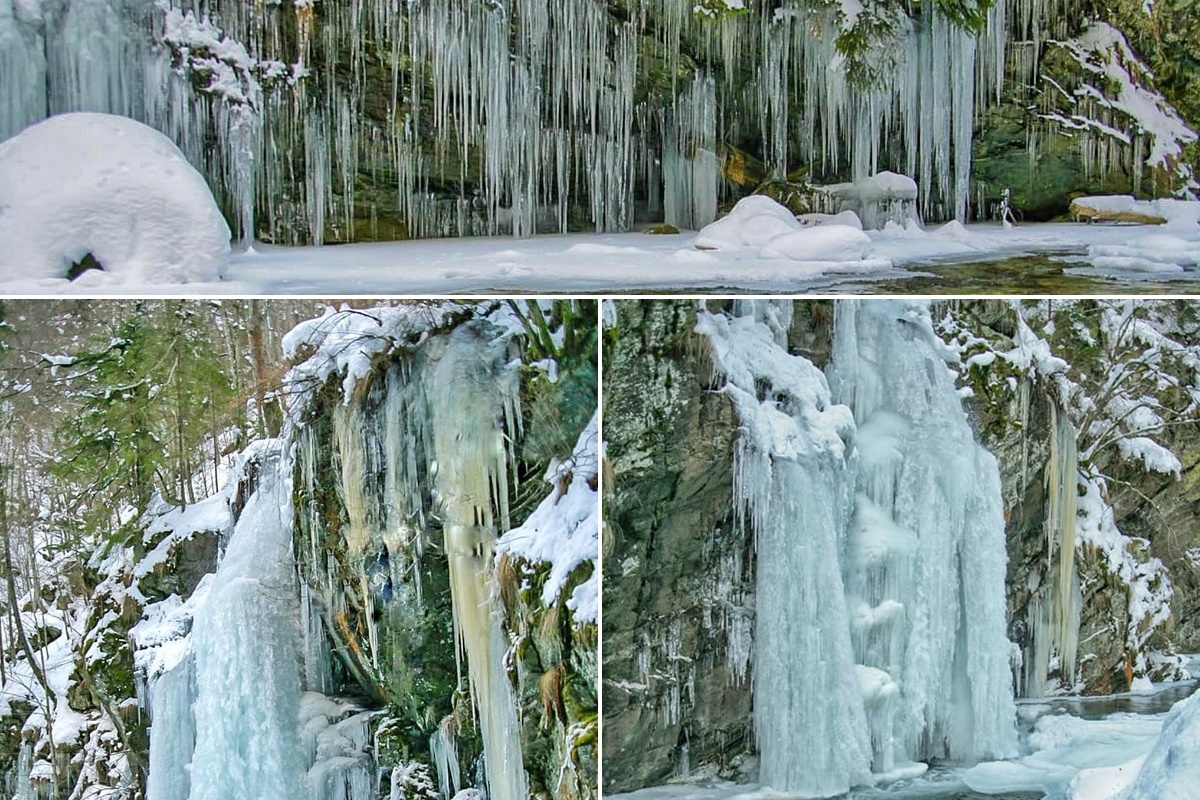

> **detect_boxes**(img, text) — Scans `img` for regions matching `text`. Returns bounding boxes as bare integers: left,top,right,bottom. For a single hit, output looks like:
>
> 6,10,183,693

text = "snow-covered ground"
4,220,1200,295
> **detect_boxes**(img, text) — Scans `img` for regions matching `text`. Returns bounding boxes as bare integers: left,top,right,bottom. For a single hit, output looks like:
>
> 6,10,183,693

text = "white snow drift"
695,195,875,264
0,112,230,283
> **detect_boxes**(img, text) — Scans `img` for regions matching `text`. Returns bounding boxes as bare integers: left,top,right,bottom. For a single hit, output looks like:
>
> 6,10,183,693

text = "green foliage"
52,302,237,535
511,301,599,495
929,0,993,34
693,0,751,19
835,6,909,90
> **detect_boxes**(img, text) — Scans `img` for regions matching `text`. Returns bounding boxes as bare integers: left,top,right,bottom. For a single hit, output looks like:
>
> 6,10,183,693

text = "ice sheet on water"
1120,689,1200,799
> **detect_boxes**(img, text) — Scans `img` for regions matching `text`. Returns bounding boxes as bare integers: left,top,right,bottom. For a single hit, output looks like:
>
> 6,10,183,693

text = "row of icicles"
0,0,1022,244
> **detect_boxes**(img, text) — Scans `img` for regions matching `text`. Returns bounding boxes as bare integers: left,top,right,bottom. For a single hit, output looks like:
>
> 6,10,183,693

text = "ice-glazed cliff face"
5,1,1194,246
131,304,541,800
698,299,1018,797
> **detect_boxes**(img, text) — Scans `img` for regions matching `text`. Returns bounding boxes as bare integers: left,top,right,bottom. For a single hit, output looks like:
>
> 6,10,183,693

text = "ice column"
696,310,872,797
187,443,305,800
427,325,528,800
664,74,719,231
828,300,1018,765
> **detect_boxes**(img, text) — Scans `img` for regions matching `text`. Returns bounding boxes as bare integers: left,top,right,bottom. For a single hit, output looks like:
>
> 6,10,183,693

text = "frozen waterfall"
698,300,1018,798
428,326,529,800
289,313,529,800
187,442,305,800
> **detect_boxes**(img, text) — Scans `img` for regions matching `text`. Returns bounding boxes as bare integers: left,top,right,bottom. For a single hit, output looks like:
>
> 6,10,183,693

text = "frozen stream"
608,681,1197,800
5,222,1200,295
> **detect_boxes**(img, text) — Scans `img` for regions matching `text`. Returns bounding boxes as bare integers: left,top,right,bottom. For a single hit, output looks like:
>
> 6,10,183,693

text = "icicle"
1023,403,1082,697
663,73,719,231
430,717,462,800
427,325,527,800
4,0,1018,240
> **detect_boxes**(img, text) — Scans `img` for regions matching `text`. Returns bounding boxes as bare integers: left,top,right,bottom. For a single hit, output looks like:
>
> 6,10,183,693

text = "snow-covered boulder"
1070,195,1200,229
760,224,872,261
695,194,874,263
695,195,802,250
0,112,230,283
800,209,864,229
817,171,921,229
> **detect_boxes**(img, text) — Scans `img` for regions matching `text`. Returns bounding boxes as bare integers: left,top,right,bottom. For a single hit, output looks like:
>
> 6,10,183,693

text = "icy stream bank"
606,679,1199,800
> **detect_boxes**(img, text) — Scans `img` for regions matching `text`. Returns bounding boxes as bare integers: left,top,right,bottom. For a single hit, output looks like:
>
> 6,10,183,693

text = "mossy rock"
752,181,815,216
0,700,34,773
721,146,766,189
645,224,681,235
138,530,220,603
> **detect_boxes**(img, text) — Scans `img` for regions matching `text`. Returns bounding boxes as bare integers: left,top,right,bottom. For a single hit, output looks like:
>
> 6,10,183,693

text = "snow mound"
1086,233,1200,274
931,219,974,242
696,195,876,264
759,224,872,261
695,195,802,250
1122,693,1200,800
0,112,230,283
799,209,864,229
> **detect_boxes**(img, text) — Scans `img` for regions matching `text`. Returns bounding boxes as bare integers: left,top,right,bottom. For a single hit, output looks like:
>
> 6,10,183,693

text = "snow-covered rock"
694,195,803,250
818,171,922,229
496,413,599,624
1071,195,1200,229
695,195,874,263
799,209,864,229
759,224,872,261
0,112,230,283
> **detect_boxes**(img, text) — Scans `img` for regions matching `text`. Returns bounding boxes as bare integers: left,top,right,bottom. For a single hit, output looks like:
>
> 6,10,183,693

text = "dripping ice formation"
285,305,530,800
0,0,1004,244
1022,404,1083,698
698,300,1018,798
428,326,529,800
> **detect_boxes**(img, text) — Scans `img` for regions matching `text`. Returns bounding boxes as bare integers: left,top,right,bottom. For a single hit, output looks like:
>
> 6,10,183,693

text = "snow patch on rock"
695,195,880,267
497,413,599,624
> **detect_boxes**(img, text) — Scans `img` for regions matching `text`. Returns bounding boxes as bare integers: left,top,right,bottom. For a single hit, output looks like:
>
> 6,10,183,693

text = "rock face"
292,306,598,800
945,300,1200,696
5,1,1194,243
602,301,756,793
